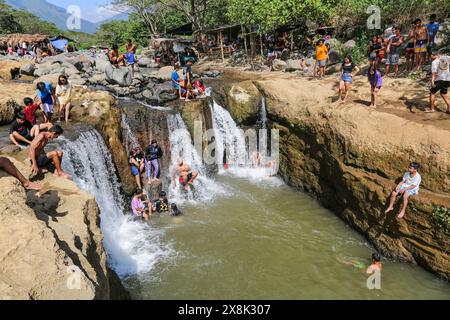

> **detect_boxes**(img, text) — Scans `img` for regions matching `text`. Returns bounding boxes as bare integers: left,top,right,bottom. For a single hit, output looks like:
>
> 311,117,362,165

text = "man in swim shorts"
172,160,199,191
427,52,450,113
29,125,72,180
385,162,421,219
413,18,430,70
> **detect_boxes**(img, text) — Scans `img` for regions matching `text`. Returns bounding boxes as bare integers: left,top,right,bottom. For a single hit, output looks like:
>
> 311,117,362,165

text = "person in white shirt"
385,162,422,219
427,52,450,113
55,75,73,123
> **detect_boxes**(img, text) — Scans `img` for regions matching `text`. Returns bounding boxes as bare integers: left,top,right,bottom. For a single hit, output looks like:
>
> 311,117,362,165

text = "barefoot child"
338,55,360,103
368,65,382,108
385,162,421,219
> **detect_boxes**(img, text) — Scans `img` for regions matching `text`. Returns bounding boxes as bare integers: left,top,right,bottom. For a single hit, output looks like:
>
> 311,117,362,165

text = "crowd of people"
171,60,206,102
1,40,74,62
321,14,449,112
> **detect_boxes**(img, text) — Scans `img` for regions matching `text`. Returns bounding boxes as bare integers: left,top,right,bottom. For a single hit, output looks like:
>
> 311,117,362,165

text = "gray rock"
343,40,357,50
94,54,112,73
285,59,303,72
137,57,152,67
89,73,107,85
0,98,19,125
142,89,154,100
20,63,36,76
272,59,287,71
105,64,133,87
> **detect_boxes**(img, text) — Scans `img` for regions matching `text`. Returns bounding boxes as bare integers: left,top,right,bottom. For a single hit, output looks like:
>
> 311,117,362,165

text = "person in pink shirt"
131,189,150,221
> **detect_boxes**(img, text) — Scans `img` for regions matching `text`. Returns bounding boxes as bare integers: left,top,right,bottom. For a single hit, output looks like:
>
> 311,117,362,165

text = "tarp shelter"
150,38,195,64
49,35,75,52
166,23,194,36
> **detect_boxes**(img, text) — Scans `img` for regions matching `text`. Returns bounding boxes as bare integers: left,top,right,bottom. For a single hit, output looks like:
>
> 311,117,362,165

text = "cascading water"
210,99,281,185
167,113,228,204
260,96,268,130
60,129,173,277
121,113,139,154
209,100,247,168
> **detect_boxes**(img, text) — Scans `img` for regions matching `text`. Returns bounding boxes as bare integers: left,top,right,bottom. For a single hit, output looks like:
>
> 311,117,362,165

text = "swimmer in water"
366,252,382,274
172,160,199,191
169,203,183,216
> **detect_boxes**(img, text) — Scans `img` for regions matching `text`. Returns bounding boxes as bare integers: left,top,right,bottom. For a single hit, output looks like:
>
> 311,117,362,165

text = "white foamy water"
121,113,139,154
167,113,229,205
222,167,284,187
260,96,268,130
60,130,173,277
210,100,247,167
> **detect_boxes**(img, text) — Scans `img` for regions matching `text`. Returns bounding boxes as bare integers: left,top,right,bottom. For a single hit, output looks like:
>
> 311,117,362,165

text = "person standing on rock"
314,39,328,79
426,14,440,63
36,82,55,123
145,140,163,183
125,39,137,77
55,75,73,123
338,55,360,104
0,157,42,191
29,125,72,180
183,60,194,88
385,162,421,219
172,63,183,99
22,97,40,125
368,65,382,108
129,147,145,190
413,18,430,71
426,52,450,114
385,27,403,77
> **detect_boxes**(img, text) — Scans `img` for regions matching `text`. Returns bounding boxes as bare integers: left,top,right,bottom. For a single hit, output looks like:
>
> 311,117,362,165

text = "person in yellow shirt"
314,39,328,78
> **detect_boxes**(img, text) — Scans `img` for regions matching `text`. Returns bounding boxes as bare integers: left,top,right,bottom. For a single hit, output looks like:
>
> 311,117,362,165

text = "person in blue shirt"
36,82,55,123
171,63,182,99
426,14,440,62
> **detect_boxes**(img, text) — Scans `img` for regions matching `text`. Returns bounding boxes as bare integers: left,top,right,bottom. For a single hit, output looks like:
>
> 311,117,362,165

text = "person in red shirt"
22,97,40,125
192,79,206,98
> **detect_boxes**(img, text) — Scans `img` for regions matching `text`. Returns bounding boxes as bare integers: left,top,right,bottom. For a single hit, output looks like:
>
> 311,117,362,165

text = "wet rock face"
0,97,19,125
0,157,129,300
121,103,172,193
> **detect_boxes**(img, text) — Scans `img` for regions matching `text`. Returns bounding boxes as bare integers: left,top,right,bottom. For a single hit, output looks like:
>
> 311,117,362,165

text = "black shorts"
430,81,450,95
37,154,52,167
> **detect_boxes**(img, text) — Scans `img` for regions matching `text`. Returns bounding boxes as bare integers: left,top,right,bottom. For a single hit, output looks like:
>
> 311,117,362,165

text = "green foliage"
0,0,22,34
431,207,450,234
228,0,334,33
12,9,60,35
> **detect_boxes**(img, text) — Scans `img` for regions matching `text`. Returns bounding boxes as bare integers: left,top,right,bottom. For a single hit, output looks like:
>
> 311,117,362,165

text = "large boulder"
156,66,175,81
137,57,153,68
272,59,287,71
0,97,19,125
285,59,303,72
89,73,107,85
20,63,36,76
33,74,60,86
105,64,133,87
94,54,112,73
343,39,357,50
0,60,22,80
225,80,261,125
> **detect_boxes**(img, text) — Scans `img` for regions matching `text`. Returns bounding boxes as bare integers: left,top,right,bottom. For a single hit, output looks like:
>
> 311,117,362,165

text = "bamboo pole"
220,30,225,63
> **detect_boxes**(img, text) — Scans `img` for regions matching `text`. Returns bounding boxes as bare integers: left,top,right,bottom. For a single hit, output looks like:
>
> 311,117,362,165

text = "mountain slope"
5,0,99,34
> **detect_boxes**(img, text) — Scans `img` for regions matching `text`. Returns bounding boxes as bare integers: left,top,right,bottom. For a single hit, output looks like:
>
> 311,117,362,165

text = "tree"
110,0,161,35
0,0,22,34
13,10,60,35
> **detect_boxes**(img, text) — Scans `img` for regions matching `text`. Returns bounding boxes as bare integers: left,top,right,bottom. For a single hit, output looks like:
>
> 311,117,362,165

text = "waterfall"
209,100,247,168
260,96,268,130
60,129,173,277
167,113,228,204
121,113,139,154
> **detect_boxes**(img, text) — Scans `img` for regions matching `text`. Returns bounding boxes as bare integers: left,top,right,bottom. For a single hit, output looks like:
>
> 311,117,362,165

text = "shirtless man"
413,18,430,70
109,44,126,67
172,160,199,191
29,125,72,180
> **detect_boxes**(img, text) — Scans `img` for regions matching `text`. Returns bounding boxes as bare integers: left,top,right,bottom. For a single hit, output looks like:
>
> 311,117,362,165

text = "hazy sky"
46,0,121,23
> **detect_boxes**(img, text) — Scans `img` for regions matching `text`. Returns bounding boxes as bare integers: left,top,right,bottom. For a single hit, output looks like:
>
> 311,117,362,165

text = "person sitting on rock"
9,112,52,147
36,81,55,123
151,191,170,214
179,79,192,102
172,160,199,191
109,44,126,67
0,157,42,190
29,125,72,180
131,189,151,221
385,162,422,219
129,147,145,190
192,79,206,98
145,140,163,183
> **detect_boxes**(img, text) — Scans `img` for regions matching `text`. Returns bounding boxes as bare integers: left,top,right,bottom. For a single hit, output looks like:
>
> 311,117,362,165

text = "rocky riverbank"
200,70,450,279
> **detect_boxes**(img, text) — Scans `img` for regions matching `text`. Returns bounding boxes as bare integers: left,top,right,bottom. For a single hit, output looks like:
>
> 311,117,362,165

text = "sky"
46,0,122,23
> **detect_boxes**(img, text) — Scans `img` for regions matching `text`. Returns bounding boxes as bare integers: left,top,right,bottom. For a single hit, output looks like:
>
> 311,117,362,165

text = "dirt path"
196,62,450,132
